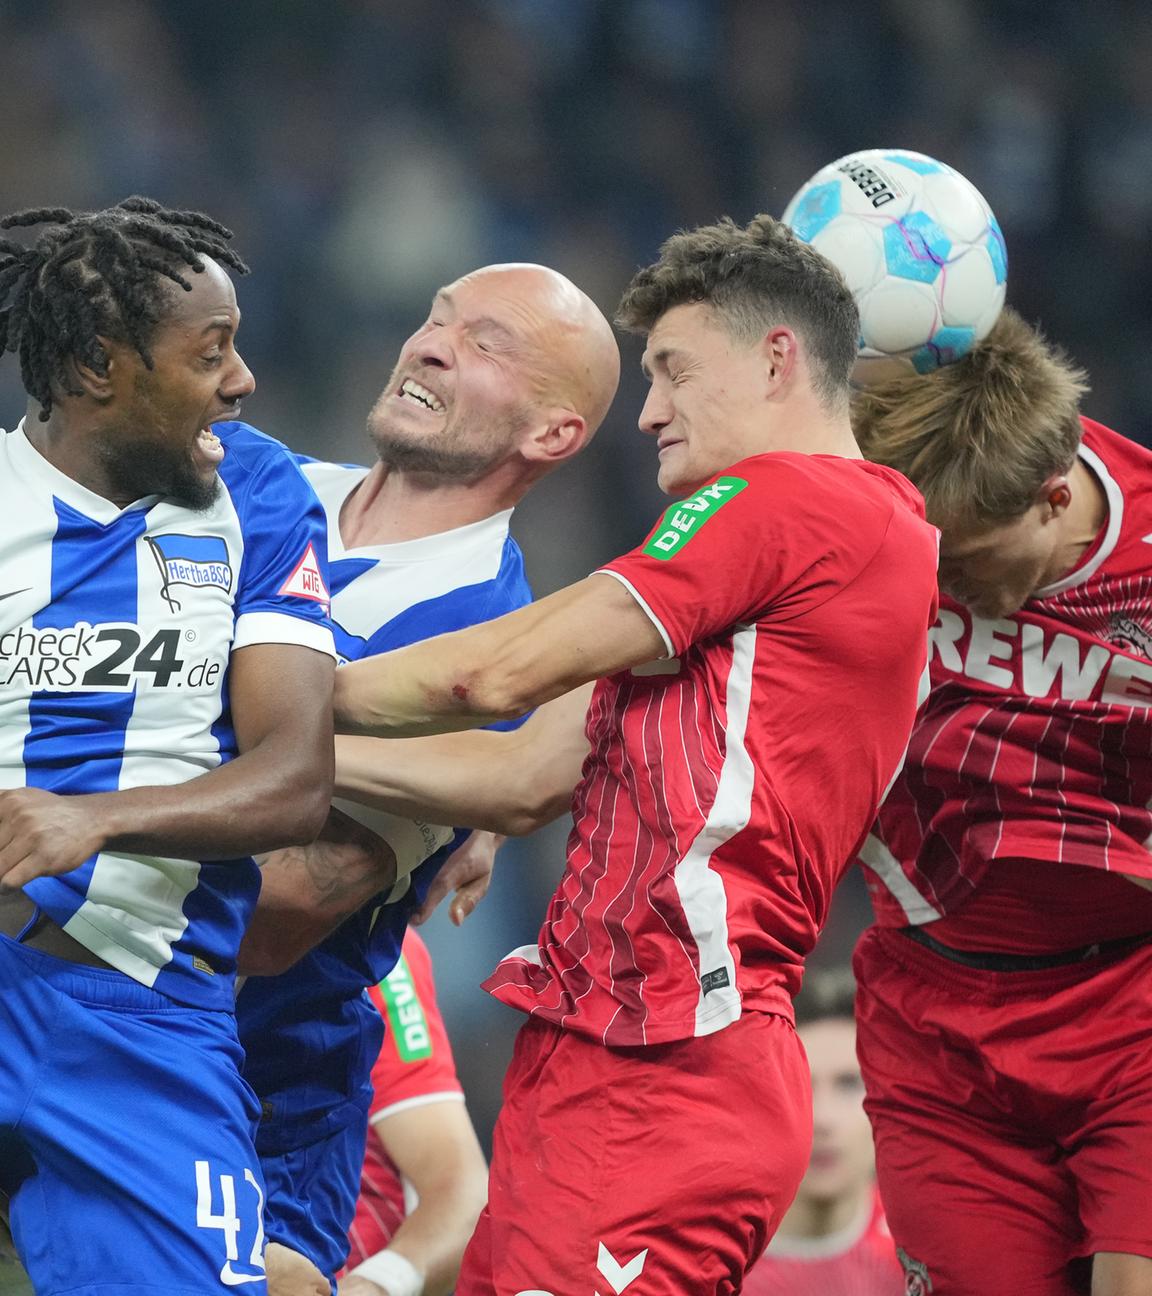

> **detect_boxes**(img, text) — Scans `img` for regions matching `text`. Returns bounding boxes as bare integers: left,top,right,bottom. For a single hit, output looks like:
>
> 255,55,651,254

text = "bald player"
235,264,620,1296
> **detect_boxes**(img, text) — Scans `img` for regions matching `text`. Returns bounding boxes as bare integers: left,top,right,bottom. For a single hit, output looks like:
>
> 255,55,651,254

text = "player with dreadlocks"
0,197,252,506
0,199,355,1296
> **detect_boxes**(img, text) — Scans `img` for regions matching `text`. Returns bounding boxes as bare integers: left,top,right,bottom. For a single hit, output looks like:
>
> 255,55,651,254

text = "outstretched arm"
334,684,594,837
333,574,664,737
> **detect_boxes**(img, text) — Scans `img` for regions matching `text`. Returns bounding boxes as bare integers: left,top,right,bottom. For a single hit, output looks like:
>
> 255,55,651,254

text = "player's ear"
70,336,120,403
521,409,590,466
760,326,798,394
1038,473,1072,521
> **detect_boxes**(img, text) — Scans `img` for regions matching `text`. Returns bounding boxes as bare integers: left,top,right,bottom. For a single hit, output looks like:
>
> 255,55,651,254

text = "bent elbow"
457,673,534,727
276,781,332,847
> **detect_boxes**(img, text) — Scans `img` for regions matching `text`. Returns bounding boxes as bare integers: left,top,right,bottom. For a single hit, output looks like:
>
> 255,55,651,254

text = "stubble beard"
367,407,514,484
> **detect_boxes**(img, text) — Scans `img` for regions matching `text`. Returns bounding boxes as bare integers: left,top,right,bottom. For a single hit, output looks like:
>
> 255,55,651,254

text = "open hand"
412,830,502,926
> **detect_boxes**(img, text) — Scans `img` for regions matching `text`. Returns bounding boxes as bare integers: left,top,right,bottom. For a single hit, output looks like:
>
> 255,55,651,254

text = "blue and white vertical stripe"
2,421,335,1009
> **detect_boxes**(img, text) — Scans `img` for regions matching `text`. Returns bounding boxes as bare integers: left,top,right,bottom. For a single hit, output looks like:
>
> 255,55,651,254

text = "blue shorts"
0,933,268,1296
260,1100,372,1286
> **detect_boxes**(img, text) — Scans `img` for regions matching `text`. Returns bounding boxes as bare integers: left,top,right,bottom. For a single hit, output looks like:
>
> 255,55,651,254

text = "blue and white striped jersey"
238,457,532,1139
5,420,335,1010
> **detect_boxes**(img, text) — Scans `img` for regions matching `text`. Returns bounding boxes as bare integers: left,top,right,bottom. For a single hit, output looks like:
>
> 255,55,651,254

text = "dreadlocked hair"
850,307,1088,528
0,196,249,420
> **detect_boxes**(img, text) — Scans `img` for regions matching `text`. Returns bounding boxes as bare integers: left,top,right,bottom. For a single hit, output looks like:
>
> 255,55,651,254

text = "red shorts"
854,925,1152,1296
457,1011,810,1296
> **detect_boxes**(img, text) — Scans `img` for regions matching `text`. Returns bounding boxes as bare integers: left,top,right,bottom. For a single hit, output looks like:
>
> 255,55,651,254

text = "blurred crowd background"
2,0,1150,1146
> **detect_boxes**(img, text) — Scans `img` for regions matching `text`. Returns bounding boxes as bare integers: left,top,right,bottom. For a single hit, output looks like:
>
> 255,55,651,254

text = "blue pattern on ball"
929,325,976,364
882,152,945,175
987,218,1008,285
911,344,940,374
883,211,952,283
788,181,841,243
911,325,978,373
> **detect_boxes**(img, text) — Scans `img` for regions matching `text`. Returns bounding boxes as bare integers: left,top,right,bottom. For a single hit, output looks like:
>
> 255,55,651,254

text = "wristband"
349,1249,424,1296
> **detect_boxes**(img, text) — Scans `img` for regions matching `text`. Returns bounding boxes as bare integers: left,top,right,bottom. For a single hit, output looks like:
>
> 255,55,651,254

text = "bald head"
370,262,619,490
445,263,620,437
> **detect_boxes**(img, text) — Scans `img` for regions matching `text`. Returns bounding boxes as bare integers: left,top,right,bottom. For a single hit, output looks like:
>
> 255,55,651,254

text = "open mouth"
397,377,446,414
193,426,226,472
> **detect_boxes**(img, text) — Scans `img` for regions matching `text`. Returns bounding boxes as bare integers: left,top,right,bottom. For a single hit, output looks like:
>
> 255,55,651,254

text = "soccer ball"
783,149,1007,385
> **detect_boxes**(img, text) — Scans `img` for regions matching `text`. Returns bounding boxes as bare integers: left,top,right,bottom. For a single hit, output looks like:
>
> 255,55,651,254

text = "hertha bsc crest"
897,1247,933,1295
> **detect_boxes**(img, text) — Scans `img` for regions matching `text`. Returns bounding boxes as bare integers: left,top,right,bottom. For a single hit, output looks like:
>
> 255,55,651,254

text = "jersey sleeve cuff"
595,569,675,658
370,1091,466,1124
232,611,336,659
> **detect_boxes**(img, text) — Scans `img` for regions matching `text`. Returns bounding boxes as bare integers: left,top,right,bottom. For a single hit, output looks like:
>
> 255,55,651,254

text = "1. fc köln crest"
897,1248,934,1295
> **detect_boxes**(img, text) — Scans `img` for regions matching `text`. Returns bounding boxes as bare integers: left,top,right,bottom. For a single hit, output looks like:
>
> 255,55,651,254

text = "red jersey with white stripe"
343,930,464,1270
742,1185,903,1296
864,420,1152,949
484,452,939,1046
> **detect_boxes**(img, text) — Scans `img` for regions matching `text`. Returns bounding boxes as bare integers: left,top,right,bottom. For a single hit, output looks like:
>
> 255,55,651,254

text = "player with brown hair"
331,214,939,1294
853,307,1152,1295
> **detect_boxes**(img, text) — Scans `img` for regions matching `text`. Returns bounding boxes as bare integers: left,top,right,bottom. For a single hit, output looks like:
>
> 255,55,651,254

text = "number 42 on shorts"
195,1160,266,1287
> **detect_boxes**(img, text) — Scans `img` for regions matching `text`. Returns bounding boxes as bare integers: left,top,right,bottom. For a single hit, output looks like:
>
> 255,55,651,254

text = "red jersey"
485,452,939,1046
864,419,1152,950
343,930,464,1270
742,1185,903,1295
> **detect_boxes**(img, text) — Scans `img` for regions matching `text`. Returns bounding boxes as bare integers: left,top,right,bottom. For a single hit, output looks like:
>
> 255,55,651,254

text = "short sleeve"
223,429,336,659
367,930,465,1122
600,453,900,657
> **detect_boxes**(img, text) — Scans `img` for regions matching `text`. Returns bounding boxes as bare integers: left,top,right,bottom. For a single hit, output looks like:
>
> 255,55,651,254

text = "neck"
761,397,862,460
1042,456,1107,586
338,461,523,547
774,1184,870,1241
23,404,128,505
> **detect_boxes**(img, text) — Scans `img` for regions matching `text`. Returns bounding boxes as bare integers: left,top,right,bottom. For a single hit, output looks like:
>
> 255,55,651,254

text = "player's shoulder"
725,453,931,563
1079,416,1152,565
1080,416,1152,482
294,454,370,487
294,456,371,522
214,420,295,467
213,421,321,508
733,451,926,516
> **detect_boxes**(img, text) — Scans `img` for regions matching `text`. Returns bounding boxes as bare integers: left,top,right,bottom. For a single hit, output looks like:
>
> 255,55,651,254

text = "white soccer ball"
783,149,1007,385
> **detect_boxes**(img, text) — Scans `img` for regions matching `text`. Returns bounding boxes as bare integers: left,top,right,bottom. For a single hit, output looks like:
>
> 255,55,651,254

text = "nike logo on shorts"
219,1261,265,1286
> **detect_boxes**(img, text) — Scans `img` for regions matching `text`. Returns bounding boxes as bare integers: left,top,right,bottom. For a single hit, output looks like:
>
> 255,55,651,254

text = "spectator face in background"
366,263,618,481
796,1015,874,1207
